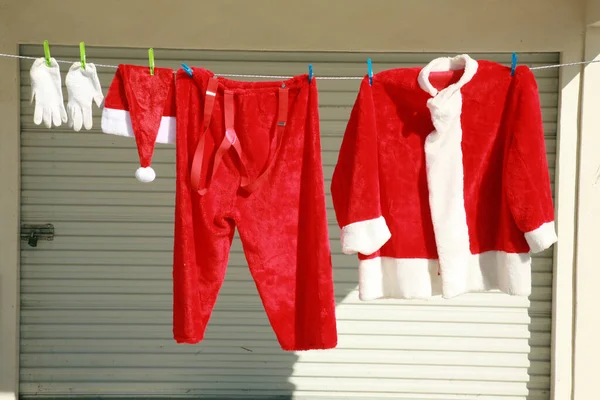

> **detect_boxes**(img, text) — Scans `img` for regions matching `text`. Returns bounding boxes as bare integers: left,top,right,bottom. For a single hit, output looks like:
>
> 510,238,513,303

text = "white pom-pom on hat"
135,166,156,183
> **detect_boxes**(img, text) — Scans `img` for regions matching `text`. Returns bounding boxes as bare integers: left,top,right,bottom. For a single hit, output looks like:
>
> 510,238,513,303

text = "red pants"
173,67,338,351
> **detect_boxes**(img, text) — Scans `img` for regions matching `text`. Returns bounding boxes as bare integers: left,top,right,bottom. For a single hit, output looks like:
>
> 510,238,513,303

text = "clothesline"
2,52,600,79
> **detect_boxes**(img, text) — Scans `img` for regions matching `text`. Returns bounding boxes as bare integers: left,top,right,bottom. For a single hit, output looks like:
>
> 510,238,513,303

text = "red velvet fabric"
104,64,177,119
331,61,555,261
173,67,338,351
110,64,176,167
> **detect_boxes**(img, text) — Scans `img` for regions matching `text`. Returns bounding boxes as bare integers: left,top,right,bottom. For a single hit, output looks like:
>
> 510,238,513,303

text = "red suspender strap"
209,90,237,185
196,89,246,196
190,77,218,194
278,86,289,128
224,90,235,132
190,80,289,196
239,85,288,194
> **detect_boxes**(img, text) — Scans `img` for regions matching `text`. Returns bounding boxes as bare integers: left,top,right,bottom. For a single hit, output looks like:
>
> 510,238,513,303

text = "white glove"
65,62,104,131
30,57,68,128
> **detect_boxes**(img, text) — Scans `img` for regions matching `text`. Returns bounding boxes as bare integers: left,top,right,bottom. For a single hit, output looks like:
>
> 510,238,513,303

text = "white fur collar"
418,54,479,97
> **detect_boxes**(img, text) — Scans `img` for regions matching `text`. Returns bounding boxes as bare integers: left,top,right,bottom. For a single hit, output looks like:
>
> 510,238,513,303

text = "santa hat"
101,64,176,182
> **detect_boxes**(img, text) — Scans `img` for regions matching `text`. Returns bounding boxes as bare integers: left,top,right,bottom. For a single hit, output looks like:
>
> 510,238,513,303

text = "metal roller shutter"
19,45,557,400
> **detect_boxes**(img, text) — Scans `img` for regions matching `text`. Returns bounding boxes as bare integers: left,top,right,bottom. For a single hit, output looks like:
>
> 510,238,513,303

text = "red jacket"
331,54,557,300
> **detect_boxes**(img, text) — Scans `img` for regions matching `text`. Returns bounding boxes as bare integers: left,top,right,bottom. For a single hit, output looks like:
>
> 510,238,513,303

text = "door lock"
20,224,55,248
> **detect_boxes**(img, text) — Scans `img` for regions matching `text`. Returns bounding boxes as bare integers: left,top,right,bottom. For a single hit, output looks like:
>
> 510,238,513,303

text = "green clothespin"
43,40,51,67
79,42,86,70
148,48,155,76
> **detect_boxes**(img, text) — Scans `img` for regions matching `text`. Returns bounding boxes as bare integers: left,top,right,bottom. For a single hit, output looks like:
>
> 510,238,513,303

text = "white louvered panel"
19,45,557,400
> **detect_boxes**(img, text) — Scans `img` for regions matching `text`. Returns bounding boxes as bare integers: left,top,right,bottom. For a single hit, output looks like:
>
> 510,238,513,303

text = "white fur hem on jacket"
101,107,176,144
340,216,392,256
358,251,532,300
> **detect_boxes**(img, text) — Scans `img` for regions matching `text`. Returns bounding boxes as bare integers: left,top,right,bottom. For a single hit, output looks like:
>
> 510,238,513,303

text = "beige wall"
0,0,587,52
0,0,591,399
573,25,600,400
588,0,600,25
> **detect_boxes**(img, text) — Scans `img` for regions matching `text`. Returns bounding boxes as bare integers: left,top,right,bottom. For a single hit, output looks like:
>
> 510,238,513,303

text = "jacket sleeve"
331,77,391,255
504,67,558,253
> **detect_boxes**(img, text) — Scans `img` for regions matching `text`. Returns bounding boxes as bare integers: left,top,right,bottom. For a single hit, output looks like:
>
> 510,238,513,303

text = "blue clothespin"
367,58,373,85
182,63,193,77
308,64,313,83
510,53,518,76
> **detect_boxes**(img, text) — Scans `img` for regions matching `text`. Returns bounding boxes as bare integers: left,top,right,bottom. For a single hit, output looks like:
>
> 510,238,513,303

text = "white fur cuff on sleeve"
524,221,558,253
340,216,392,255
